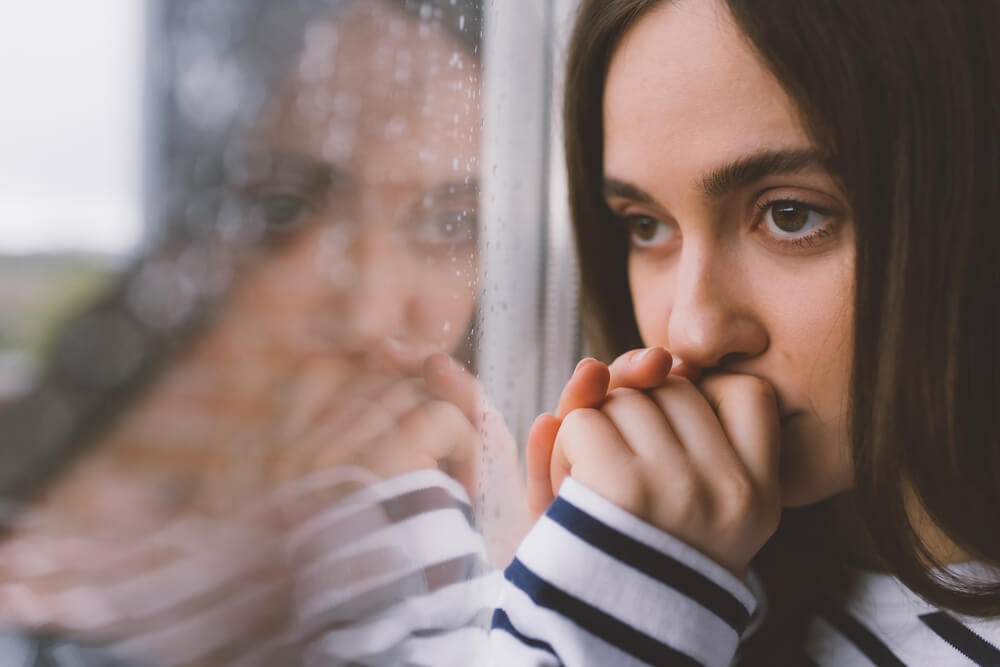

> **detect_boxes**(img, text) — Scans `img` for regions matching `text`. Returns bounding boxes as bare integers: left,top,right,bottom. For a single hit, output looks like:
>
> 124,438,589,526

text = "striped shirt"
0,468,997,666
319,471,1000,667
493,478,1000,666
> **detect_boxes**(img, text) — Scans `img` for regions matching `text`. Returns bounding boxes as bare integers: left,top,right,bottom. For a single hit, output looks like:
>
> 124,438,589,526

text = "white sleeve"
490,477,758,667
276,467,499,666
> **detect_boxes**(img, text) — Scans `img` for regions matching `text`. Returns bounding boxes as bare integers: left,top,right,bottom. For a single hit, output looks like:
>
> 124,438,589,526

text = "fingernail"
639,347,664,363
631,348,651,364
574,357,596,374
532,412,554,427
385,336,407,353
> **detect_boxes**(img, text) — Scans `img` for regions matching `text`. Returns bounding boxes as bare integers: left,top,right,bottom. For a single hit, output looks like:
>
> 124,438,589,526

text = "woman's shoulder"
801,563,1000,666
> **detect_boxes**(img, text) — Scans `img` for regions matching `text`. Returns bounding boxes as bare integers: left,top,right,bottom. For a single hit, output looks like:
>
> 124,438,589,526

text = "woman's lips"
780,411,801,424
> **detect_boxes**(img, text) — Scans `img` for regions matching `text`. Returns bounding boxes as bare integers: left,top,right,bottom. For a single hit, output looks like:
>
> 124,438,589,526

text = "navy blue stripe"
301,554,488,644
302,486,474,553
821,606,906,667
505,558,704,667
491,608,558,657
547,495,751,633
381,486,475,526
919,611,1000,666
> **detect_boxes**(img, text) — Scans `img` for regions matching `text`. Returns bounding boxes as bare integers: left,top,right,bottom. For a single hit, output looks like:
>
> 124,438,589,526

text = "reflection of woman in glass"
0,2,507,665
225,0,482,362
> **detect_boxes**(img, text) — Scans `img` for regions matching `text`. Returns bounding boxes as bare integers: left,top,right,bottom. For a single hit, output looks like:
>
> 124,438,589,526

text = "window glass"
0,1,144,403
0,1,579,663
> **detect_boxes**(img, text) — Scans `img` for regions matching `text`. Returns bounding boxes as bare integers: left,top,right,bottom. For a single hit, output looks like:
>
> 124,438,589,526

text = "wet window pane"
0,1,579,663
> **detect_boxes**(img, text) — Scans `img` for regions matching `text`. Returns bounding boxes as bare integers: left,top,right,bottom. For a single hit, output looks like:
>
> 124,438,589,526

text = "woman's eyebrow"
699,148,827,199
603,179,657,205
603,148,827,207
225,148,345,194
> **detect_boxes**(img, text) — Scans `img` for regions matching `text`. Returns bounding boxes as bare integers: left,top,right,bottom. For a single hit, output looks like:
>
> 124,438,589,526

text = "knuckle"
673,485,711,527
600,459,652,515
719,471,757,517
422,399,473,437
560,407,607,434
611,349,636,367
712,471,781,540
604,386,645,405
706,374,773,403
395,402,436,442
736,375,775,401
664,374,695,391
616,481,653,517
658,467,705,519
650,374,695,401
393,376,428,402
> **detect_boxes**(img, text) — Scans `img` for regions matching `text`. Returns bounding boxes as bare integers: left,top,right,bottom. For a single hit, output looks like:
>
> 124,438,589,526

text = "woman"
494,0,1000,665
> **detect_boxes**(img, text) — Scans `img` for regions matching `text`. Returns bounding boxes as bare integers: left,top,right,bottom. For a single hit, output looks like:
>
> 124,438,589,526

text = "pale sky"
0,1,144,256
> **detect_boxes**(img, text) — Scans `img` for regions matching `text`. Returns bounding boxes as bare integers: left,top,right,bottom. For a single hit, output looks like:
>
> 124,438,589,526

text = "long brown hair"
564,0,1000,657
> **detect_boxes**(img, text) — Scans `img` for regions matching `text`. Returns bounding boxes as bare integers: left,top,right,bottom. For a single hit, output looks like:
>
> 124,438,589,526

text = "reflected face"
226,1,481,357
603,0,854,506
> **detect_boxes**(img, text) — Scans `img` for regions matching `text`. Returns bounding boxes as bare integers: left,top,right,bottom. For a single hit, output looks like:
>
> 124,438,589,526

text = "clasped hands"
277,344,783,578
526,348,782,579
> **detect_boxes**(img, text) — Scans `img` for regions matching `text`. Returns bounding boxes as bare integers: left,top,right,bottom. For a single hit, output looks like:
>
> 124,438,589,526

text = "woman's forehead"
245,1,482,181
602,0,809,193
292,1,478,100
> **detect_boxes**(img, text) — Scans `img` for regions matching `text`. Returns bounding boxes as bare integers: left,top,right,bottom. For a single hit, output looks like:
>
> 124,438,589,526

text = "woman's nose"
343,234,415,341
666,243,768,373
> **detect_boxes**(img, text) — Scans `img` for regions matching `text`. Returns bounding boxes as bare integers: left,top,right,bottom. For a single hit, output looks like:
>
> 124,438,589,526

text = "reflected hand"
270,347,529,566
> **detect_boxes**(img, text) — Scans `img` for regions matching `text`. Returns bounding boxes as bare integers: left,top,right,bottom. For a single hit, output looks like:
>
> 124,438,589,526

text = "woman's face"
603,0,855,507
224,1,481,359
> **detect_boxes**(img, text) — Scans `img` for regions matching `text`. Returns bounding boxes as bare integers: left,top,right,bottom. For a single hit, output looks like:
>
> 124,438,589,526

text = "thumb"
526,413,560,521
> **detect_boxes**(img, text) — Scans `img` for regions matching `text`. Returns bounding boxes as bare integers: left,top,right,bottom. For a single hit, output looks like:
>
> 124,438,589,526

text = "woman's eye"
623,214,674,248
762,200,828,237
412,209,477,246
248,194,310,230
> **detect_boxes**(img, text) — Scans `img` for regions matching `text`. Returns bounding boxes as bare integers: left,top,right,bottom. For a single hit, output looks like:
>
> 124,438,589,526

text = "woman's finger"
360,398,481,497
314,377,427,456
281,355,380,440
696,374,781,492
555,359,610,419
526,413,560,520
551,408,632,501
645,376,739,472
599,387,685,462
369,337,440,376
423,353,479,423
606,347,673,392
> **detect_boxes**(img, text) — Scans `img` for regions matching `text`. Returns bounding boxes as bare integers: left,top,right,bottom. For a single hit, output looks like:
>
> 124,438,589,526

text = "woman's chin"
777,415,853,508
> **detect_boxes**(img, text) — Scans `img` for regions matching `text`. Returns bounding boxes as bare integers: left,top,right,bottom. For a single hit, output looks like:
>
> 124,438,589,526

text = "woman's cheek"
628,262,672,347
777,262,855,504
413,252,479,351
